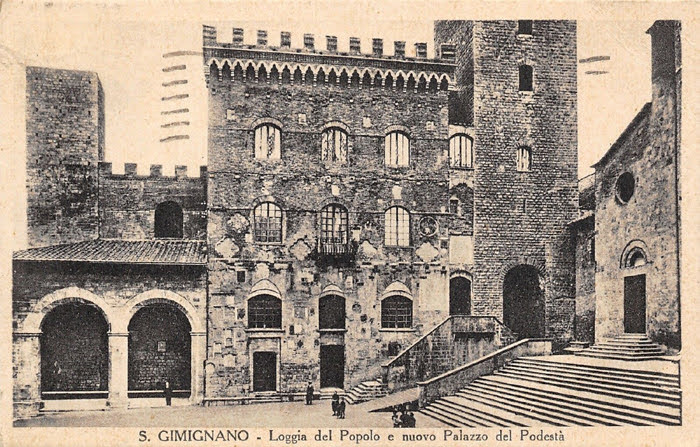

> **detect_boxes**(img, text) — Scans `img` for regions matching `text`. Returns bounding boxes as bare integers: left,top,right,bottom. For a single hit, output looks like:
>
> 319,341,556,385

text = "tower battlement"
202,25,455,91
98,162,207,179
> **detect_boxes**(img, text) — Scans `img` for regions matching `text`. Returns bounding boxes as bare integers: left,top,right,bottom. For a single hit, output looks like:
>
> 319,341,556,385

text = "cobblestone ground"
15,400,440,428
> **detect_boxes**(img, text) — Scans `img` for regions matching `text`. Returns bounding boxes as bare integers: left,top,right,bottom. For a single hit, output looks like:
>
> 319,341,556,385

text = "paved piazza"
15,400,440,428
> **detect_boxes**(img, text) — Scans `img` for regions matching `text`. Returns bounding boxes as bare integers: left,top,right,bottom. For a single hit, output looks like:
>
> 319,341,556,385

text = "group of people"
391,405,416,428
331,391,346,419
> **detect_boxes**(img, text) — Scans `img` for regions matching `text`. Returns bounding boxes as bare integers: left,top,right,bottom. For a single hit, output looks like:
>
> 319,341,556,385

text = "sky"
0,1,674,178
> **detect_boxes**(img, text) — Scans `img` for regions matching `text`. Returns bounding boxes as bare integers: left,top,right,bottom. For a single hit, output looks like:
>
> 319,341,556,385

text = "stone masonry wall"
25,66,104,247
471,21,578,350
593,22,680,351
204,45,464,395
573,216,595,344
99,163,207,240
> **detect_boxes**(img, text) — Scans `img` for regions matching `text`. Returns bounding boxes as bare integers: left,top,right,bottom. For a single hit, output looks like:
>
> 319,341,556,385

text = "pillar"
107,332,129,408
190,331,206,404
13,332,42,419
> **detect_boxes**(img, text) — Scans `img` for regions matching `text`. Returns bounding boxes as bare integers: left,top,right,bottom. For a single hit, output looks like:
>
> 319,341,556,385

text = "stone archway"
503,265,545,338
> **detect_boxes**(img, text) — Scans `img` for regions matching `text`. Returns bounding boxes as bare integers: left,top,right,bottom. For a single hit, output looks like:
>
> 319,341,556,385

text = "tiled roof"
13,239,206,265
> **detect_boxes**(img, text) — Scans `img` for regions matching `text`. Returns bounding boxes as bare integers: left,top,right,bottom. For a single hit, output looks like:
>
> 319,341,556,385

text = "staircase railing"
381,315,517,393
416,338,552,407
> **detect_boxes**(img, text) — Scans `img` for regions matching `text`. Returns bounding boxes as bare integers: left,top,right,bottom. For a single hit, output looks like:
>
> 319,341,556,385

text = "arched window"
319,295,345,329
253,202,283,243
449,134,474,168
154,201,183,238
385,206,410,247
519,65,533,91
254,123,281,160
626,248,647,268
516,146,532,172
247,294,282,329
321,128,348,163
320,204,348,254
385,131,410,167
381,296,413,329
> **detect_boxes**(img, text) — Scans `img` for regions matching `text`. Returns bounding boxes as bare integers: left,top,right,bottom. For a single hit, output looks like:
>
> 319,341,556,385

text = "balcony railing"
319,242,349,255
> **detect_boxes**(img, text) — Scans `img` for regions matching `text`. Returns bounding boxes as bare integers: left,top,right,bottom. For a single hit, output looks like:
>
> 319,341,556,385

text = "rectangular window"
321,128,348,163
320,205,348,254
381,297,413,328
254,203,283,243
519,65,533,92
254,124,281,159
385,132,410,167
516,146,532,172
385,207,410,247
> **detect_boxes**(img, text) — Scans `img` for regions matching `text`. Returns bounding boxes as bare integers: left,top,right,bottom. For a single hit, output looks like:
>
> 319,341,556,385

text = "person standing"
337,397,346,419
163,380,172,406
305,382,314,405
331,391,339,416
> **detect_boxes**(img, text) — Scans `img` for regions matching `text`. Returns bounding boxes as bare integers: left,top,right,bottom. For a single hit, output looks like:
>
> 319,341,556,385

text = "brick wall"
98,163,207,240
471,21,578,349
25,67,104,247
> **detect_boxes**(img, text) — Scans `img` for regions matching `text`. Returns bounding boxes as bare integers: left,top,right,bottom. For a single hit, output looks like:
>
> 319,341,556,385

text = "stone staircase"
345,380,388,405
575,334,666,360
420,356,681,426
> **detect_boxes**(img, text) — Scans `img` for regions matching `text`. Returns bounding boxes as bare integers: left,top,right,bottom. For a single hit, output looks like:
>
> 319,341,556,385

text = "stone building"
571,20,681,353
201,20,577,398
14,19,583,417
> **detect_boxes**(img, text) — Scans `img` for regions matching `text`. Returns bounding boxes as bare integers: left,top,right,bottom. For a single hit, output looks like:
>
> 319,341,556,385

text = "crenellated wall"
98,162,207,240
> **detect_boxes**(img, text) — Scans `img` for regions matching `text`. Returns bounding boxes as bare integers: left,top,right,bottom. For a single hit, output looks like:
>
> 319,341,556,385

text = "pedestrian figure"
392,408,401,427
163,380,172,406
406,411,416,427
305,382,314,405
337,397,346,419
400,409,409,427
331,391,339,416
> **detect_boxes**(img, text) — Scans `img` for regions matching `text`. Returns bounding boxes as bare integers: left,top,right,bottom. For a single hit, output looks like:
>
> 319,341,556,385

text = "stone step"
514,358,679,383
430,401,504,427
587,344,665,353
456,388,605,426
444,394,566,426
473,378,680,424
495,370,680,408
504,363,680,394
575,351,667,361
510,360,679,388
467,381,676,426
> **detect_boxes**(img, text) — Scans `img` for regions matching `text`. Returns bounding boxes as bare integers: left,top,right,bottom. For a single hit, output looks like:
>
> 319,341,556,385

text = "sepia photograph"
0,1,696,446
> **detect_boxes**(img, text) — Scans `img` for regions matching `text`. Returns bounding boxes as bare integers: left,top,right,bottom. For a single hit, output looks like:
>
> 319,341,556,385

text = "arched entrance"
503,265,545,338
449,276,472,315
128,304,191,397
40,302,109,398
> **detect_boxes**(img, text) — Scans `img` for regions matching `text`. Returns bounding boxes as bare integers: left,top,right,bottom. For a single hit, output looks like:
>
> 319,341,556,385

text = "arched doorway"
503,265,545,338
449,276,472,315
128,304,191,397
40,302,109,398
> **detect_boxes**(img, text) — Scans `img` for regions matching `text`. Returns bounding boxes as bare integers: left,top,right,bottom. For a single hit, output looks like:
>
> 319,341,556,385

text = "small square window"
237,270,246,283
518,20,533,35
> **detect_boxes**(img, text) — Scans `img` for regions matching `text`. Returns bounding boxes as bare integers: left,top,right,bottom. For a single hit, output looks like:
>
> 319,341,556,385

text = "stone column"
190,331,206,404
13,332,42,419
107,332,129,408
